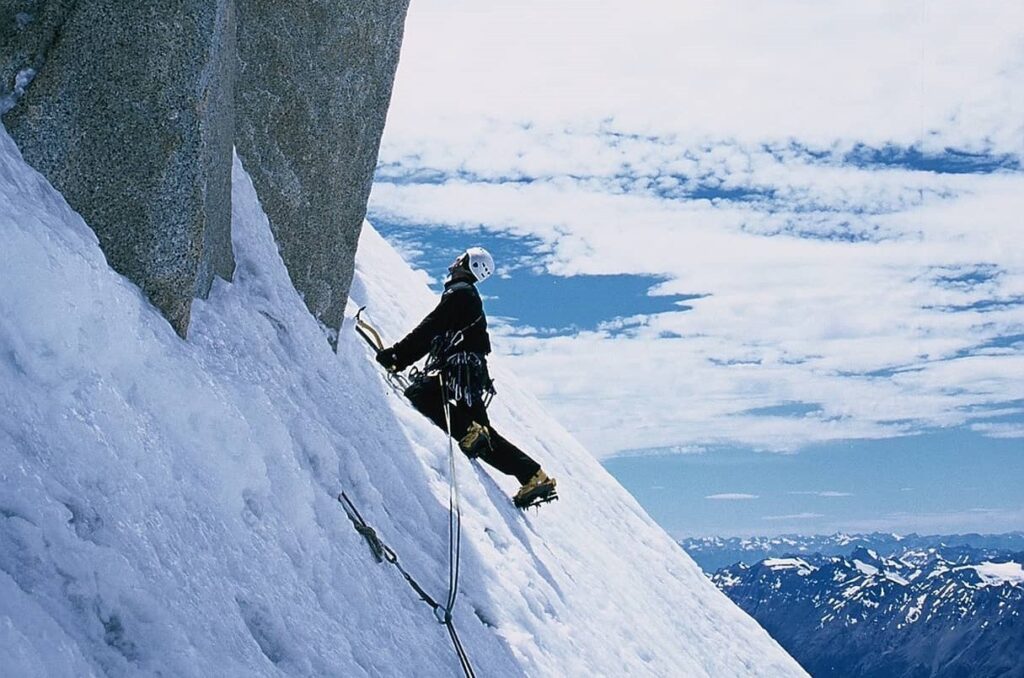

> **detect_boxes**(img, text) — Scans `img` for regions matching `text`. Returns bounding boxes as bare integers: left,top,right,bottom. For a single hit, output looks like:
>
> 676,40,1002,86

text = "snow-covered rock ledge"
0,128,804,676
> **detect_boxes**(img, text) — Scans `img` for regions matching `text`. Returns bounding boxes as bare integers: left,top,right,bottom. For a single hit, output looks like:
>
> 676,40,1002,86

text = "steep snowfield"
0,127,803,677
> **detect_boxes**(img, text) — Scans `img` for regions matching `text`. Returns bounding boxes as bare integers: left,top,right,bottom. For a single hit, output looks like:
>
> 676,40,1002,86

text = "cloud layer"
385,1,1024,154
371,1,1024,457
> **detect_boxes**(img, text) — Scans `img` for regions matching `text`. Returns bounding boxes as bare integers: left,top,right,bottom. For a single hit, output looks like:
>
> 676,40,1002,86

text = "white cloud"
762,512,825,521
969,422,1024,439
372,0,1024,457
706,493,759,501
386,1,1024,154
788,491,855,498
372,143,1024,455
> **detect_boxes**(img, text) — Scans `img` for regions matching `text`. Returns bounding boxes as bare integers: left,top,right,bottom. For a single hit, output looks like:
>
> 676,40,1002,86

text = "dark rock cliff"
236,0,410,342
2,1,236,336
1,0,409,340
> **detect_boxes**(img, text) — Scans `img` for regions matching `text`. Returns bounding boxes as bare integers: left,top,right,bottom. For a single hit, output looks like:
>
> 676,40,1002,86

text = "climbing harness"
438,351,495,409
423,316,496,410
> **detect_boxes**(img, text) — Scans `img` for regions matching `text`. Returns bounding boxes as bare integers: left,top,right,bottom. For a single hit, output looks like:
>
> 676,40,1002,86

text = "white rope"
439,373,463,618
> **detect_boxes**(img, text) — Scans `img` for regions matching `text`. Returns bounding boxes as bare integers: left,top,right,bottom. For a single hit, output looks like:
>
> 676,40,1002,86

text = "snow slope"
0,127,804,677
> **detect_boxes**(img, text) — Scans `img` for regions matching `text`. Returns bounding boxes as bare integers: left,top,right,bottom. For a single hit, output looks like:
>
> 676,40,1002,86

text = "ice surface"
969,562,1024,587
0,127,804,676
764,558,816,576
853,560,880,577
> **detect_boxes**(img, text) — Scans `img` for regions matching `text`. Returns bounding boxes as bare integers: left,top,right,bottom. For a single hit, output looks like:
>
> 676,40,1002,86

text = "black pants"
405,375,540,484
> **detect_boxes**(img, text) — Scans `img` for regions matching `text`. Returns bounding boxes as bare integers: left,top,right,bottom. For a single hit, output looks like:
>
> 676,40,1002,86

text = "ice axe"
354,306,386,352
354,306,412,391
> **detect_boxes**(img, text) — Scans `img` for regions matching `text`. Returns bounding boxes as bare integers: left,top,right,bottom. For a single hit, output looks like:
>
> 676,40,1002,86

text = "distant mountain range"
680,531,1024,572
683,533,1024,678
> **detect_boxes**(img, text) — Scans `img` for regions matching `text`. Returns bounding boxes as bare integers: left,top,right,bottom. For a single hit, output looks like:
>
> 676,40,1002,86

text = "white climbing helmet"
462,246,495,283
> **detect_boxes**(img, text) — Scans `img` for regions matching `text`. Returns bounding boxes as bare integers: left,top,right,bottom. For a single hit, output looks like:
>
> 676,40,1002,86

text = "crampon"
513,485,559,510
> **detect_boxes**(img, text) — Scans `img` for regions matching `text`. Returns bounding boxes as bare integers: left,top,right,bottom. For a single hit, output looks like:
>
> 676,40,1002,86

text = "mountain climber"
375,247,557,508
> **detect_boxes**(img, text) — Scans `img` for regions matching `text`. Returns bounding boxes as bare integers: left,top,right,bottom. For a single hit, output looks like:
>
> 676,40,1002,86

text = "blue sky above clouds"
369,0,1024,536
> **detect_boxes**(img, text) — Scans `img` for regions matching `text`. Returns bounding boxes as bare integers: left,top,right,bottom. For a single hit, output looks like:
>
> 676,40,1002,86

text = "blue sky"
370,0,1024,537
604,431,1024,538
376,222,699,334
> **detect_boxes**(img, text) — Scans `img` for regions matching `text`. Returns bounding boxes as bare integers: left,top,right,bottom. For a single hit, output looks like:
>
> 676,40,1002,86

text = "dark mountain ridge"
708,541,1023,677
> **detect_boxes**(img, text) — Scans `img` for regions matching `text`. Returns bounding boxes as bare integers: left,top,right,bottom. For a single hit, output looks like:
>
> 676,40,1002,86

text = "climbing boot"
459,422,492,458
513,469,558,508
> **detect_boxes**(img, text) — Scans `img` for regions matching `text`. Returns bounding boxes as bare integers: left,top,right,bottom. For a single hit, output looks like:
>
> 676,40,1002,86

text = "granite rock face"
2,1,408,341
1,1,73,112
2,1,236,337
196,0,237,300
235,0,410,341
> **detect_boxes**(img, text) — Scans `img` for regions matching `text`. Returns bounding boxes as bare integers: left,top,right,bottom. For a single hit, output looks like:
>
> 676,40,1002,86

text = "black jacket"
392,274,491,370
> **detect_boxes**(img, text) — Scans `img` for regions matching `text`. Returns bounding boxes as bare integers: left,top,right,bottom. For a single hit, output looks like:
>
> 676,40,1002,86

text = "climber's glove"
376,347,400,372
